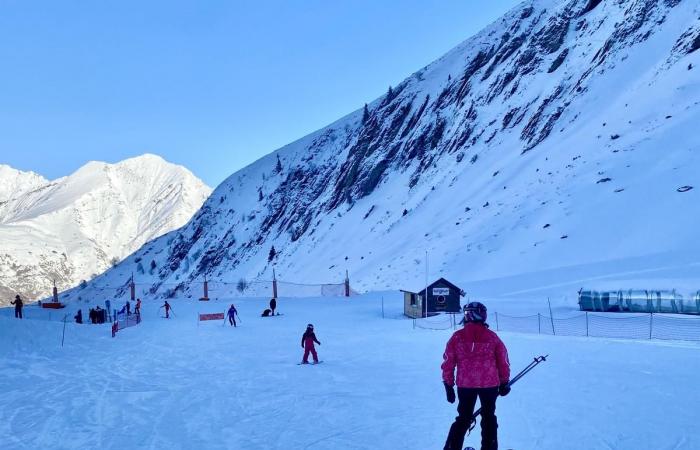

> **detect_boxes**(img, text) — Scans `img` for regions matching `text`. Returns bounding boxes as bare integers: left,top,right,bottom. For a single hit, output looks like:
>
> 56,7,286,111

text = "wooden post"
200,276,210,301
344,270,350,297
272,268,278,298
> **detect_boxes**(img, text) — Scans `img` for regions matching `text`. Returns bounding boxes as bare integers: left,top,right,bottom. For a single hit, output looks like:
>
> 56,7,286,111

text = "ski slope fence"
53,278,357,303
413,312,700,342
112,311,140,337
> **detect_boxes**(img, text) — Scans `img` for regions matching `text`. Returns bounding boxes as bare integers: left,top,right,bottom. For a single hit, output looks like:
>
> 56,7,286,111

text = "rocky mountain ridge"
70,0,700,301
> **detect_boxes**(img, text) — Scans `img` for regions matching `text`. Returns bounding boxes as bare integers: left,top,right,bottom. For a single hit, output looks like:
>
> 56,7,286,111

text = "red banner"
199,313,224,321
41,302,65,309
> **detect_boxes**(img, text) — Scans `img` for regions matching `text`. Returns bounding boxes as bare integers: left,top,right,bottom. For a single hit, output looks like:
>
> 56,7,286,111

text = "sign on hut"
402,278,464,318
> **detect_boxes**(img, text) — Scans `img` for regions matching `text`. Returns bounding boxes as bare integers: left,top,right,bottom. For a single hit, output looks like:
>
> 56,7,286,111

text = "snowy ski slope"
1,293,698,450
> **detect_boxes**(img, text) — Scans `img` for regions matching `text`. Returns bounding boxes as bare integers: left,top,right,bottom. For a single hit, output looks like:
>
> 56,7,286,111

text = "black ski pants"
444,386,499,450
229,315,236,327
15,307,22,319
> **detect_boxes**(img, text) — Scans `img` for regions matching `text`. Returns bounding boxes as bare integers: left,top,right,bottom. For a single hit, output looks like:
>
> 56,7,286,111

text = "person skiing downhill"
160,301,172,319
441,302,510,450
227,304,238,327
300,324,321,364
11,295,23,319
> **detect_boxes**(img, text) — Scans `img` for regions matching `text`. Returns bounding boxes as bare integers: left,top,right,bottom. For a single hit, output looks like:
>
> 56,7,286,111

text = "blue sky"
0,0,521,187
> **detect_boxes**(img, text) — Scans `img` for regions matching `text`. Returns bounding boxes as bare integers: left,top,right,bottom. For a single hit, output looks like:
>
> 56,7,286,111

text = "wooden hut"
402,278,464,318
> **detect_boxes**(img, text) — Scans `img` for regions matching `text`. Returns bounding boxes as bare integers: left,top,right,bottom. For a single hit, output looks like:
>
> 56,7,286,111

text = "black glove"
444,383,456,403
498,383,511,397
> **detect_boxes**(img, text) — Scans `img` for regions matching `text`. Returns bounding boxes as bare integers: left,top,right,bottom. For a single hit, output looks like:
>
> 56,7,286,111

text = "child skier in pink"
300,324,321,364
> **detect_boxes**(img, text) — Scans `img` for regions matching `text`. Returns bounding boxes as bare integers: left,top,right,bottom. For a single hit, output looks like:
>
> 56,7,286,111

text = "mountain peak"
0,164,49,203
0,153,212,304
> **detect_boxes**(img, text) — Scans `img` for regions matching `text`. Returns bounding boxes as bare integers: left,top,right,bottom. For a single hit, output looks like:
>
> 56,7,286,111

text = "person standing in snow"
269,297,277,316
95,306,104,323
126,300,131,316
227,304,238,327
441,302,510,450
11,295,23,319
74,309,83,324
300,324,321,364
160,301,172,319
135,298,141,318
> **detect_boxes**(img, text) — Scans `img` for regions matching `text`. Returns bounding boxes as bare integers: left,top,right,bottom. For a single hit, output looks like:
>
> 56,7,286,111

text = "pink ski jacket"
441,323,510,388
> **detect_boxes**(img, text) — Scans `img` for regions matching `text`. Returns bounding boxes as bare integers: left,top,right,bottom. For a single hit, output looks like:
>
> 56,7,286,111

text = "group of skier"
6,289,509,447
223,297,321,364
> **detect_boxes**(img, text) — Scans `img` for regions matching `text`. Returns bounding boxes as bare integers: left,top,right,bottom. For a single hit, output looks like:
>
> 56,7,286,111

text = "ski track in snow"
1,293,699,449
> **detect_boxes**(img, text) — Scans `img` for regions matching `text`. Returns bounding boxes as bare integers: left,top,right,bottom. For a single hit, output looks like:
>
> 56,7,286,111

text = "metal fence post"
538,313,541,334
495,312,500,331
586,312,589,337
649,313,653,339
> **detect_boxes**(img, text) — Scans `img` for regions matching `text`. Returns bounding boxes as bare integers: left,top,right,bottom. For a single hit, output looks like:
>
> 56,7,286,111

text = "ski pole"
468,355,548,435
61,314,68,347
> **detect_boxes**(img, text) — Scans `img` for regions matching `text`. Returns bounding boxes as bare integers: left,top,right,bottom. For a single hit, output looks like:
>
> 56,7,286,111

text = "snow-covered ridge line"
0,154,212,305
74,0,700,302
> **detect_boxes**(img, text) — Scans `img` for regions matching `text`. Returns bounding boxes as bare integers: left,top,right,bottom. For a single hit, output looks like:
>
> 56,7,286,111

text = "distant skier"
441,302,510,450
74,309,83,324
300,324,321,364
227,304,238,327
135,298,141,317
160,301,172,319
10,295,23,319
270,297,277,316
95,306,105,324
126,300,131,316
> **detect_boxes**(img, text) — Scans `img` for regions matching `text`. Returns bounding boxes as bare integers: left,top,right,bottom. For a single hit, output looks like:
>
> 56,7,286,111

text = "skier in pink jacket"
300,324,321,364
441,302,510,450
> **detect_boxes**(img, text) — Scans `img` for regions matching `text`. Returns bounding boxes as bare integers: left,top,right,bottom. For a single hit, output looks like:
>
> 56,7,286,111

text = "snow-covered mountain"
0,165,48,204
74,0,700,301
0,154,211,304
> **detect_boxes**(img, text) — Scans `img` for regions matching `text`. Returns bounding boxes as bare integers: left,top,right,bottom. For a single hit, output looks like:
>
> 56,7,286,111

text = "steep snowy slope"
0,154,211,304
74,0,700,301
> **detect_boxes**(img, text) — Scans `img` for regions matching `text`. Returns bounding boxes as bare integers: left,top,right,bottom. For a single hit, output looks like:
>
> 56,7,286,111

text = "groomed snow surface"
1,293,698,450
